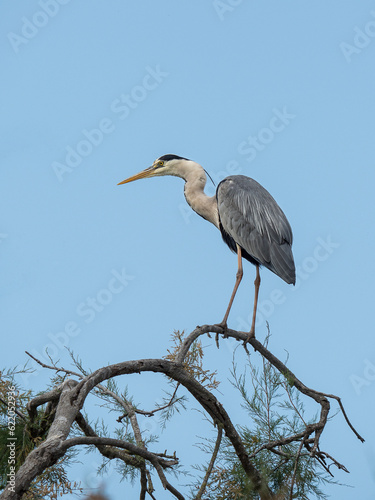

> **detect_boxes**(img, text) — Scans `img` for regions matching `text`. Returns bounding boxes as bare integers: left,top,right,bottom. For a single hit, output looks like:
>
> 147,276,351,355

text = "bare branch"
122,382,181,419
2,324,361,500
249,433,312,459
175,324,364,446
26,349,150,455
25,351,79,378
62,436,178,468
75,412,143,468
26,385,66,420
68,358,273,498
0,396,26,421
195,425,223,500
68,427,184,498
315,392,365,443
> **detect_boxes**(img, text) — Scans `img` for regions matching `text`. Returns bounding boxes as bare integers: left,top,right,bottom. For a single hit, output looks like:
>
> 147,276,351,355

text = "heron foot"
247,327,255,340
213,321,228,348
242,329,255,354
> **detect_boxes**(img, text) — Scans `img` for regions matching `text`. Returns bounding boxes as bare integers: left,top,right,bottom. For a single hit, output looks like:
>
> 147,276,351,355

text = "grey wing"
217,175,295,285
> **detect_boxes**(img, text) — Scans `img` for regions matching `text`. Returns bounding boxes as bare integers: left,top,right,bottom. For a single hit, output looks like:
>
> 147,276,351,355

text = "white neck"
174,161,219,228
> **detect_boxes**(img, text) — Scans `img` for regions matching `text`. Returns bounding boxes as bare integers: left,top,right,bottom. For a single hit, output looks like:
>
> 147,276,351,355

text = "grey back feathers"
217,175,295,285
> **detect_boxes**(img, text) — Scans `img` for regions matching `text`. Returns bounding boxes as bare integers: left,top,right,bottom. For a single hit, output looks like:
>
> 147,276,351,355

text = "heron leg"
247,265,261,340
216,245,243,341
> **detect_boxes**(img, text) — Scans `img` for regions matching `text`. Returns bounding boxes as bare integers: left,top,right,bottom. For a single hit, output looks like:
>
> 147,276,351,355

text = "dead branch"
25,352,155,495
0,397,26,421
121,382,181,419
26,384,66,420
0,324,363,500
75,412,143,468
62,436,179,469
26,350,147,447
177,324,364,448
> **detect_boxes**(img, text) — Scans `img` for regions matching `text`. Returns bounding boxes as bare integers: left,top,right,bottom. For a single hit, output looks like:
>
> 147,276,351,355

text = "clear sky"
1,1,375,498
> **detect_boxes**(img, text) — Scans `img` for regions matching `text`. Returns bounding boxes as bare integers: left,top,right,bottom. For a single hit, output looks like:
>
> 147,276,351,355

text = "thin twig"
282,380,308,428
119,383,181,419
195,425,223,500
25,351,78,377
289,440,304,499
248,433,313,459
0,396,26,421
318,393,364,443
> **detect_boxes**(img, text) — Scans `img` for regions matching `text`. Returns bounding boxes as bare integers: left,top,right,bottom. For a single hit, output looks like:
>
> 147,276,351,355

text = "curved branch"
75,412,143,468
26,350,147,446
26,385,65,420
176,325,364,446
14,354,270,498
64,434,183,499
3,324,361,500
62,436,178,468
70,359,273,499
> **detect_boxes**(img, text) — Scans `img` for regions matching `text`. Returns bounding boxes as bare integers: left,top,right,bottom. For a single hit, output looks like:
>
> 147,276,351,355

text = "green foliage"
192,348,340,499
1,333,344,499
165,330,220,391
0,368,81,499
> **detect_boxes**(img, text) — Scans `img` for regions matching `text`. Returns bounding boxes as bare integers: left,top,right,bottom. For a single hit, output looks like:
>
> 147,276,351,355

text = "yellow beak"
117,166,156,185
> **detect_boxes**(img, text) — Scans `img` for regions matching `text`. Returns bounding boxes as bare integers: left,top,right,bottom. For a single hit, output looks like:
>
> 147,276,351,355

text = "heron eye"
158,161,164,166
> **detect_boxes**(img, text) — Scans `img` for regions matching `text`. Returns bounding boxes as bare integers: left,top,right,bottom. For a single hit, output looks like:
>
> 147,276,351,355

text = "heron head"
117,154,191,185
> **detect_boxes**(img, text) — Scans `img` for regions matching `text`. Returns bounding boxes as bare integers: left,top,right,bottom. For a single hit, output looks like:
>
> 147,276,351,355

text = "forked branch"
0,325,363,500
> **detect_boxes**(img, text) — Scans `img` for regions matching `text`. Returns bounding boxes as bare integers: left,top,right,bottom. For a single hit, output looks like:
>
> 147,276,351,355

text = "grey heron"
118,154,295,337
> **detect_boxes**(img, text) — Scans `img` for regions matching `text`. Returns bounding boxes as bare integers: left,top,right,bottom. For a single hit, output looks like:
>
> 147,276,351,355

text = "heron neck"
179,163,219,228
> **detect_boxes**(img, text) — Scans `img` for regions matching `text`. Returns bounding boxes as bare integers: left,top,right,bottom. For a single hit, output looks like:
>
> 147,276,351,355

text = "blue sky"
1,1,375,498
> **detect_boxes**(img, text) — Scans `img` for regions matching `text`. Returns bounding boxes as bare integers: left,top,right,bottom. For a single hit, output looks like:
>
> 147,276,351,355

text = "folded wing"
217,175,295,285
